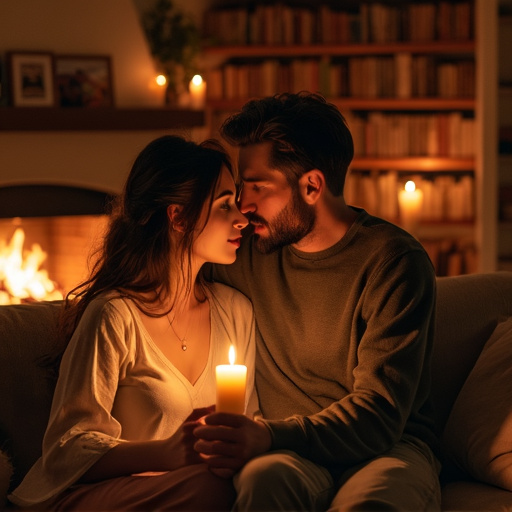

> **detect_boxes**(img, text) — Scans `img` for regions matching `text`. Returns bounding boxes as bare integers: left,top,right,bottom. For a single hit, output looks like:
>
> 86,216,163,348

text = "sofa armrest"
0,450,13,510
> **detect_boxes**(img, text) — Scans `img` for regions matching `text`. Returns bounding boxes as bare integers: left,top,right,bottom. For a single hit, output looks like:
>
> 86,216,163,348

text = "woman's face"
193,166,248,265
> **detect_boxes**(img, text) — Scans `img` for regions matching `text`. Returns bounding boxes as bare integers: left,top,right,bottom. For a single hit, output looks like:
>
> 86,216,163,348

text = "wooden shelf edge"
0,107,205,131
350,157,475,171
203,41,475,57
207,97,475,111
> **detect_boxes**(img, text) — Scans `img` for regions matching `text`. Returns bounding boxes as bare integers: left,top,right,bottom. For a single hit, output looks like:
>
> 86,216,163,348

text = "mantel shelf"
0,107,205,131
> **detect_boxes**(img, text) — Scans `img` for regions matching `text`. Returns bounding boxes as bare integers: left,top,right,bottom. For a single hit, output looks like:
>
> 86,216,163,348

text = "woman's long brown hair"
49,135,232,369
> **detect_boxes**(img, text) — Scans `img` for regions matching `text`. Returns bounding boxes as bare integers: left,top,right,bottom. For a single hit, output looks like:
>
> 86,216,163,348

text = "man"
195,92,441,511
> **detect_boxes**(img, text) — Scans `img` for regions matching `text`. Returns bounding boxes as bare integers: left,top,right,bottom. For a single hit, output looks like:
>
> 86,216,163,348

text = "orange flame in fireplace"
0,228,63,305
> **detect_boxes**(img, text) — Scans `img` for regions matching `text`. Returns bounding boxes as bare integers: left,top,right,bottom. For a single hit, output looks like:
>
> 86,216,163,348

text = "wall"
0,0,206,195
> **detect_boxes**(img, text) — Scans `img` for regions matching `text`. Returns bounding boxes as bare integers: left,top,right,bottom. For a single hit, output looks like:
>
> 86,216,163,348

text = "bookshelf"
201,0,498,275
498,4,512,270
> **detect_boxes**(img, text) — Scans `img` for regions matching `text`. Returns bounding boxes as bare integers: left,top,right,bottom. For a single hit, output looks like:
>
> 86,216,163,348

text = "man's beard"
249,188,316,254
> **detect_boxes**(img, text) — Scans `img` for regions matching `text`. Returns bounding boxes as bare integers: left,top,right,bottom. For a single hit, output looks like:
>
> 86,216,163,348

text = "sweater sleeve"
9,298,131,507
262,249,437,470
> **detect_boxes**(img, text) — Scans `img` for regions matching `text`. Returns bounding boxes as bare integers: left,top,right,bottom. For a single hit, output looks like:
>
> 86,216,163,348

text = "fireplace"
0,184,113,303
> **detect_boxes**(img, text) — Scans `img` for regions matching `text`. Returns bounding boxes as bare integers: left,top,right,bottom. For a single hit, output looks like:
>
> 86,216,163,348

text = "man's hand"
193,413,272,477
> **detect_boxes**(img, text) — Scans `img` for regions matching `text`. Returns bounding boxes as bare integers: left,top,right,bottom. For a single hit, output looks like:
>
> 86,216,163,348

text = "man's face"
238,142,315,253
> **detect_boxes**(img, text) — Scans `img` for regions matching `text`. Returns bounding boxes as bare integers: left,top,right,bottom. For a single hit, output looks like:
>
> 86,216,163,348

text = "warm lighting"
189,74,206,109
216,344,247,414
398,180,424,234
0,228,63,305
405,180,416,193
228,344,236,364
155,74,167,86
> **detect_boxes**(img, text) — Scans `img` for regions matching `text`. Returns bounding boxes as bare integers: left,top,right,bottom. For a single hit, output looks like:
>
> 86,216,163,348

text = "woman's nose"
234,213,249,230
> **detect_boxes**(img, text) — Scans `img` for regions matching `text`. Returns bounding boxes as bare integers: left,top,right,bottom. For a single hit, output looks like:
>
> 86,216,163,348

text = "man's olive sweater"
210,209,439,474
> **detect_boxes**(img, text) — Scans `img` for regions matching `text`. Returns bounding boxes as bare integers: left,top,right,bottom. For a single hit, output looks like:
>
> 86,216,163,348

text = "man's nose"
238,190,256,215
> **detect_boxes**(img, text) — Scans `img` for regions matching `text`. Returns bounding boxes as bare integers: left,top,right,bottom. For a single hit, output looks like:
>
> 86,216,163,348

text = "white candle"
216,345,247,414
189,74,206,109
398,180,424,233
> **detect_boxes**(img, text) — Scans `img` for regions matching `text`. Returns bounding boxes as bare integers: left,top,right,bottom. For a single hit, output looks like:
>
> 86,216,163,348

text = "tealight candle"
398,180,423,234
189,74,206,109
216,345,247,414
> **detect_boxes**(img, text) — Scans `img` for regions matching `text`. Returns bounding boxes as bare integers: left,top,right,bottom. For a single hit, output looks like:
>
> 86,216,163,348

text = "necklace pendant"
181,342,187,351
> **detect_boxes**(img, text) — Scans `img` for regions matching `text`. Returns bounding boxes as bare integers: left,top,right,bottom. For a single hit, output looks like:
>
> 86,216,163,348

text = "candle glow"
155,74,167,87
189,74,206,109
398,180,424,234
216,345,247,414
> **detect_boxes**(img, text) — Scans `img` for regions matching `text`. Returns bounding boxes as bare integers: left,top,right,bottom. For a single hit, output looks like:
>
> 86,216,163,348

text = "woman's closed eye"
220,200,234,211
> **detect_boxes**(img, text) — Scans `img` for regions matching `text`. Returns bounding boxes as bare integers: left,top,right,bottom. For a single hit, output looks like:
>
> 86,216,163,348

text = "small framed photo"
55,55,114,107
7,52,55,107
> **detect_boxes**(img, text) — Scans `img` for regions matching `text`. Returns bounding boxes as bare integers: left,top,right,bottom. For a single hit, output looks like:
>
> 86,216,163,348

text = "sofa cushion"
441,480,512,511
0,301,62,492
442,317,512,491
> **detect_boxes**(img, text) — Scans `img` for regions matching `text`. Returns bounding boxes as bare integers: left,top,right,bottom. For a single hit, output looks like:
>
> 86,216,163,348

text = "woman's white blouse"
10,283,256,507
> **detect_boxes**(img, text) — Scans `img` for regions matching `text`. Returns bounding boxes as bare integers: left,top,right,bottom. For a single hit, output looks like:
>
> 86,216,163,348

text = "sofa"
1,272,512,510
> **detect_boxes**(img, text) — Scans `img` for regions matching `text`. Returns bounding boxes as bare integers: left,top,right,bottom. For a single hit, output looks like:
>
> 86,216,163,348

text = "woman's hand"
80,406,215,482
193,412,272,477
168,406,216,469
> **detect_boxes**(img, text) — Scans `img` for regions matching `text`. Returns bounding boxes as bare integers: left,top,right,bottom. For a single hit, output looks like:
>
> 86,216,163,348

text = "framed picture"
55,55,114,107
7,52,55,107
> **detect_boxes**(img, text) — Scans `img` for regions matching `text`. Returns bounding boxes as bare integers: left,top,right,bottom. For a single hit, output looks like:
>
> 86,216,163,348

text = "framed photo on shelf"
55,55,114,107
7,52,55,107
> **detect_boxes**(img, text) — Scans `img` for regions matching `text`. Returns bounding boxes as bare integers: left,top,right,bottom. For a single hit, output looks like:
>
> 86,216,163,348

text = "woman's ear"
167,204,185,232
299,170,324,205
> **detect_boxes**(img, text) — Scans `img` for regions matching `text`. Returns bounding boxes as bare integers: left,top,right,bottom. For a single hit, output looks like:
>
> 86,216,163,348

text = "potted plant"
142,0,200,105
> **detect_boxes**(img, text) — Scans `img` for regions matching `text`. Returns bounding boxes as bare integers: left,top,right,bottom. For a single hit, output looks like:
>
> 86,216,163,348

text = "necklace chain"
167,314,188,351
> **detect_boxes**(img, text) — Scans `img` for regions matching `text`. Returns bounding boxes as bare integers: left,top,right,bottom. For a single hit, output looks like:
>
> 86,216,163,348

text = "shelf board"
207,97,475,111
350,157,475,171
0,107,205,131
203,41,475,58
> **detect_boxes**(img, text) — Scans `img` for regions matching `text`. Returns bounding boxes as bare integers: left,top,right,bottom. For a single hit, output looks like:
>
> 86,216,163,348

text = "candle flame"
405,180,416,193
229,345,235,365
155,74,166,86
191,74,203,86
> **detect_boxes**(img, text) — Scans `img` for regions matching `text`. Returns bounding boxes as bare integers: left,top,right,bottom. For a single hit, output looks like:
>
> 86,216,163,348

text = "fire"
0,228,63,305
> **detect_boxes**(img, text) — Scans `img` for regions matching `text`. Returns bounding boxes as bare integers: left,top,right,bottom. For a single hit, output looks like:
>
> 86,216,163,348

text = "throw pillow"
442,316,512,491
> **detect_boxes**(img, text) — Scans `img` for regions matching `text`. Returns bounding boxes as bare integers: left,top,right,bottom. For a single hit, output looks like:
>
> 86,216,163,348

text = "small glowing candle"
155,74,167,87
398,180,424,233
189,74,206,109
216,345,247,414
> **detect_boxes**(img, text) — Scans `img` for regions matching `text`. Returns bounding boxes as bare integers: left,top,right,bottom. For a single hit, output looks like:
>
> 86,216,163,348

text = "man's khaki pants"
234,436,441,511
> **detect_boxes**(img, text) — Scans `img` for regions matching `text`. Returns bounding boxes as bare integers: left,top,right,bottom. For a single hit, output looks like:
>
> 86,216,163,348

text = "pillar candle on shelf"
189,74,206,109
398,180,424,234
216,345,247,414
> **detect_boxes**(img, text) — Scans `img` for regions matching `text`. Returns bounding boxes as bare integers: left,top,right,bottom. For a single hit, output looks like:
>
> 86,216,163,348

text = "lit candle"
398,180,424,234
216,345,247,414
189,74,206,109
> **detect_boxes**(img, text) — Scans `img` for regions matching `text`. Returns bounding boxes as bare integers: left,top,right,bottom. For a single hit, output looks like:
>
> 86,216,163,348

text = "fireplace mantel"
0,107,205,131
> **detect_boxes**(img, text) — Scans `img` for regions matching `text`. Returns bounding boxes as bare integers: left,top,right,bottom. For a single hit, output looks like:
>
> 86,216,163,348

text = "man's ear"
167,204,185,232
299,170,324,205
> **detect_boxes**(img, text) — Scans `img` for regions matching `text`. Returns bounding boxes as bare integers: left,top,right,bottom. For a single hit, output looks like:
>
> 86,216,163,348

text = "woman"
9,135,255,510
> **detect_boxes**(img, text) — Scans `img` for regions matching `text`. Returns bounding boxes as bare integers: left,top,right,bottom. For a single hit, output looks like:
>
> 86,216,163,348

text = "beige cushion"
442,317,512,491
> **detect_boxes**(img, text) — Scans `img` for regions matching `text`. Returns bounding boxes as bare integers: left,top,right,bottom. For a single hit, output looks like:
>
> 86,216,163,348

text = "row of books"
346,111,475,158
203,1,473,46
205,56,475,101
421,238,478,276
345,171,475,222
